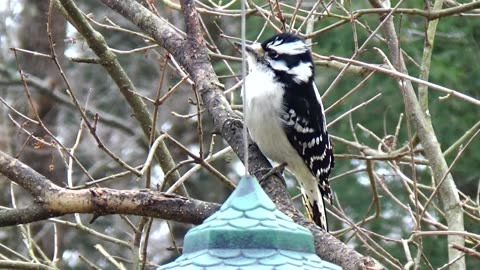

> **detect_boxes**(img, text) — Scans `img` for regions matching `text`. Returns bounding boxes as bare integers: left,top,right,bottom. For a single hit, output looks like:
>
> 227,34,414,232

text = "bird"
240,33,334,231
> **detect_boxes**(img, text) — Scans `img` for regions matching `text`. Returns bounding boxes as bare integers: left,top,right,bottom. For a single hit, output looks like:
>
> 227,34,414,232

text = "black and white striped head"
244,33,314,86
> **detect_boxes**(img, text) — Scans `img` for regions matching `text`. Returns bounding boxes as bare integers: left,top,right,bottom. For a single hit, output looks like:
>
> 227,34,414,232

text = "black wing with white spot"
281,86,334,203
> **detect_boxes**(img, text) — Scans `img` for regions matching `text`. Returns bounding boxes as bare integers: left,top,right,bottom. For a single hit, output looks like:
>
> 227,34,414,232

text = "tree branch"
55,0,182,187
353,2,480,21
0,150,219,226
0,66,134,135
368,1,465,269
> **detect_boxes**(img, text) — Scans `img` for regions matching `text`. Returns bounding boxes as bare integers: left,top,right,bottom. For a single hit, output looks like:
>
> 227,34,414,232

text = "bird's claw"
258,162,288,183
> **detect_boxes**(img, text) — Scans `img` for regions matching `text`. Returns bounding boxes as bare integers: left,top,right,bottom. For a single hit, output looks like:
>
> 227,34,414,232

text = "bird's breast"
243,71,304,173
243,70,316,187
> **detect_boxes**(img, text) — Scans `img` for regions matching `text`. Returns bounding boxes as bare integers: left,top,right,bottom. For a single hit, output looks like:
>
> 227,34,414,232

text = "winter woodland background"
0,0,479,269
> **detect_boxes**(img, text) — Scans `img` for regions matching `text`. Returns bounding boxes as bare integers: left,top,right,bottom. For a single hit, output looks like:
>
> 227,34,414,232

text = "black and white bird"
241,33,334,231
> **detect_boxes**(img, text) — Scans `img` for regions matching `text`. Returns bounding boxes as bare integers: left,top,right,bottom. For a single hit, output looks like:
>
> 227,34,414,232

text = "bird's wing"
281,88,334,203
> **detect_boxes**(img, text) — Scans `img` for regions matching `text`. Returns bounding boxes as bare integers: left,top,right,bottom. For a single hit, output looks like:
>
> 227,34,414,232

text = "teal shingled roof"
157,176,342,270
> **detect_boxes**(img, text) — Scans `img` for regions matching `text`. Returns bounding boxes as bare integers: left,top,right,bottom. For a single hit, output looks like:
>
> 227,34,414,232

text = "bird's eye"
268,50,279,58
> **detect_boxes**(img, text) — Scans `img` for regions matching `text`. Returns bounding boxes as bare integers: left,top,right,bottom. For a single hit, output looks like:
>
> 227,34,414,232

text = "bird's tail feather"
302,187,328,231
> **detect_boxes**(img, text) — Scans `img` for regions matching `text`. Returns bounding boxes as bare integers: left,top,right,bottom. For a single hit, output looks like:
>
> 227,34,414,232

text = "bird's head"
237,33,315,85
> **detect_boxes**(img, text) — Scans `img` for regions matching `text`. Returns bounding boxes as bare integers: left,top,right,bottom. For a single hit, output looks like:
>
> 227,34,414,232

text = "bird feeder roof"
157,176,342,270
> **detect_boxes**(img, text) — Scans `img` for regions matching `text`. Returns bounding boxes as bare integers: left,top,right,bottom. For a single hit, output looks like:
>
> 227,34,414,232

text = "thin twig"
329,55,480,106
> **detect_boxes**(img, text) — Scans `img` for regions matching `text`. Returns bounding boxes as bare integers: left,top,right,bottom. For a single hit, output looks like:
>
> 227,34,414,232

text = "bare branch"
368,0,466,268
0,150,219,227
56,0,182,186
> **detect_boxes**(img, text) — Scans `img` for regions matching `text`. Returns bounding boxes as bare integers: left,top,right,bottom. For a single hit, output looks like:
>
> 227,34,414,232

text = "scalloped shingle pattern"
158,248,341,270
157,176,342,270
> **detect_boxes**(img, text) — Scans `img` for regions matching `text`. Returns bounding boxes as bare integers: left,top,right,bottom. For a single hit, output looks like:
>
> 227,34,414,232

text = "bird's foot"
258,162,288,183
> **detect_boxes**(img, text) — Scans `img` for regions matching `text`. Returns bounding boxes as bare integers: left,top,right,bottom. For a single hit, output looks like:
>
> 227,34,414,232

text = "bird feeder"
157,176,342,269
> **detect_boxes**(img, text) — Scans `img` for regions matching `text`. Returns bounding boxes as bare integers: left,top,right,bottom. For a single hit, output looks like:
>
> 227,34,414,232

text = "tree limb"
368,1,465,269
0,66,134,135
0,150,219,226
55,0,182,188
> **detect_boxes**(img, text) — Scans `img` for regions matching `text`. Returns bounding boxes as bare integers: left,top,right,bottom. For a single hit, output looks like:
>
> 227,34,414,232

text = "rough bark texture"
0,150,220,226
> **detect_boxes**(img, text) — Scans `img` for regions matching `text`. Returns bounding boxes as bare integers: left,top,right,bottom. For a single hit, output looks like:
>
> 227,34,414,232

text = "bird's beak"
234,41,264,57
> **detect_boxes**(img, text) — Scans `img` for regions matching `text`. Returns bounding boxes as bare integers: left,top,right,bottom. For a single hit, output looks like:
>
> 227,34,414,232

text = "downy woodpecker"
242,33,334,231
